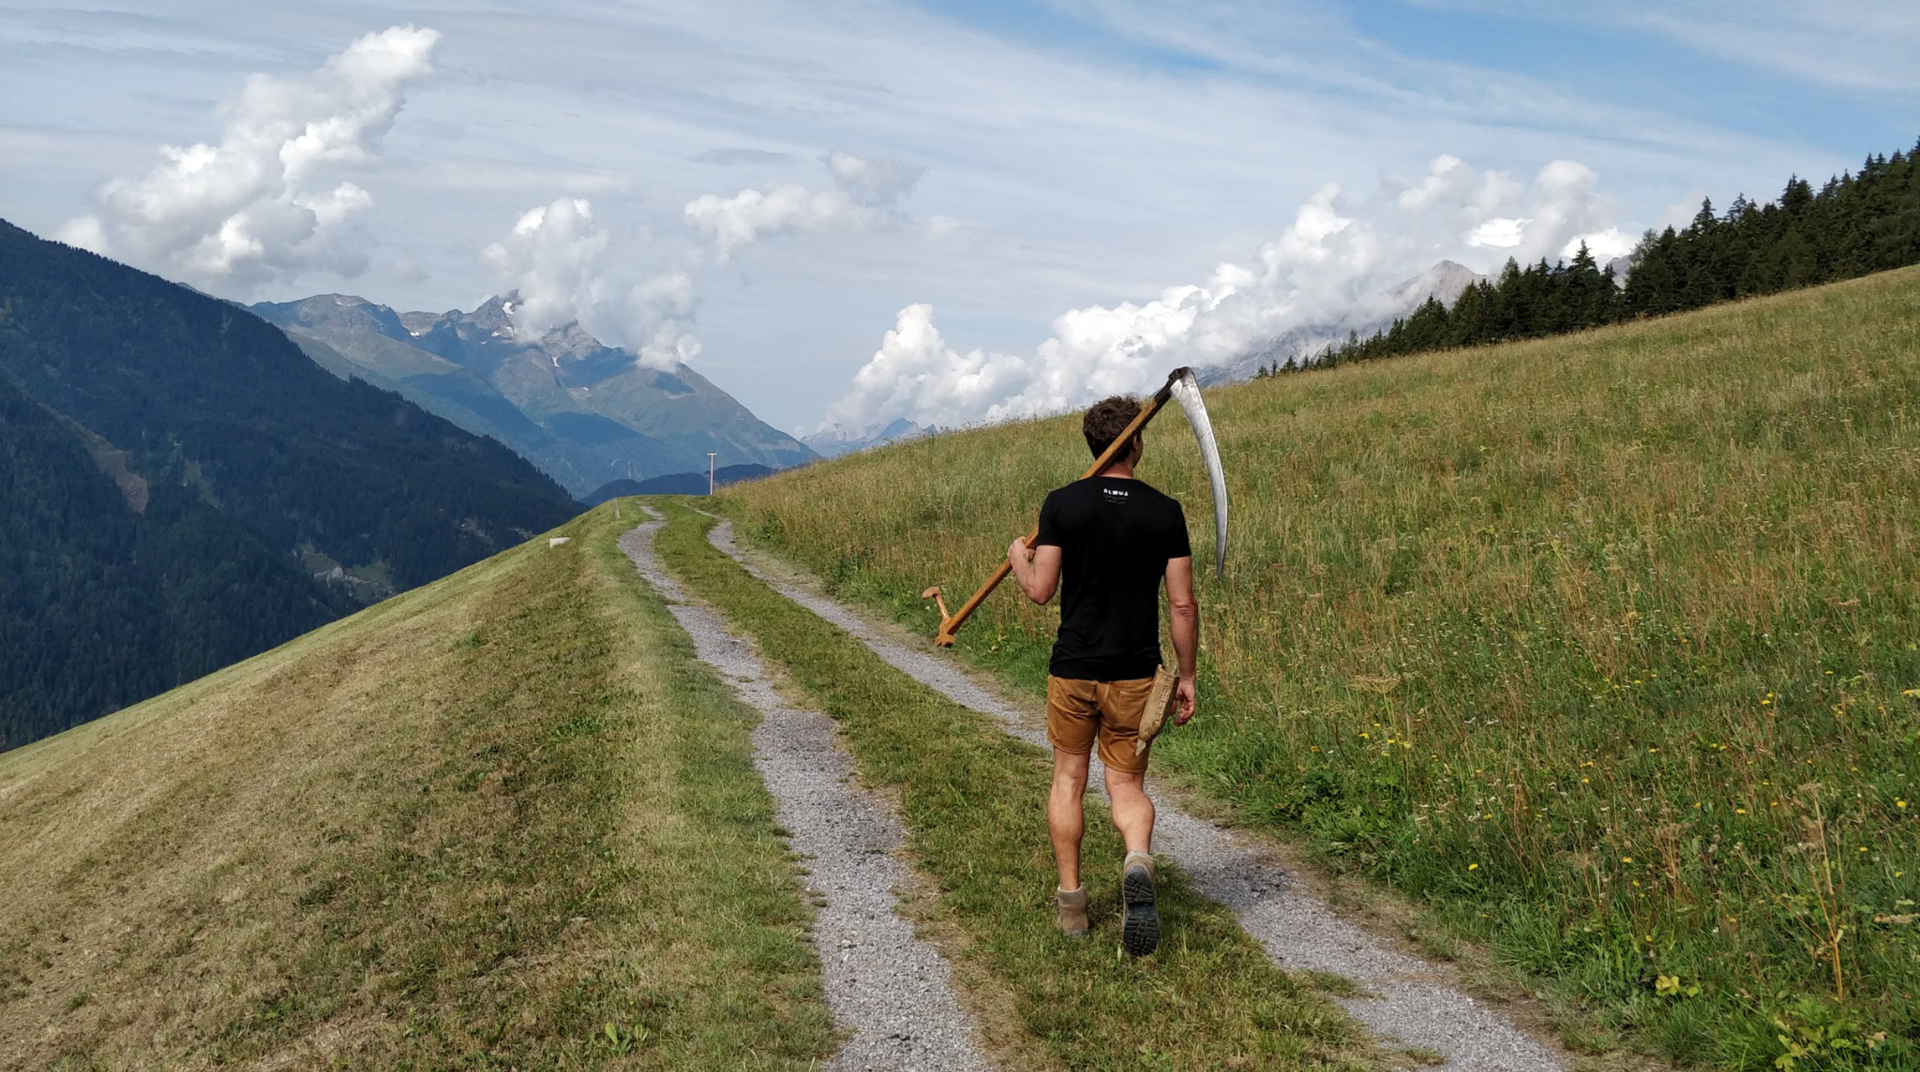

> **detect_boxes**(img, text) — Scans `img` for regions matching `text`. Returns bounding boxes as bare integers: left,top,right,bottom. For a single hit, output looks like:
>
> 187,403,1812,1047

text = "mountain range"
801,417,929,458
253,294,816,498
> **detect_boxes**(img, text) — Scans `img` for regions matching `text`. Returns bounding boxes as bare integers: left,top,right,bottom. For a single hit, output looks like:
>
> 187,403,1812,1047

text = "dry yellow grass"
0,508,833,1070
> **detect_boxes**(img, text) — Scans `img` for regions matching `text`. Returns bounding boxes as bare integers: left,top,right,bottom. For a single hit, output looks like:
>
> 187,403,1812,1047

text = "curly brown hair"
1082,395,1142,459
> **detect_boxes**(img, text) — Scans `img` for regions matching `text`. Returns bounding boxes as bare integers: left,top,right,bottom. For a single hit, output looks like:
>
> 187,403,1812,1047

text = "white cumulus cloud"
624,269,702,370
684,151,923,260
821,152,1632,432
481,197,699,370
823,304,1034,432
1564,227,1635,262
1467,217,1531,248
55,25,438,292
482,198,610,337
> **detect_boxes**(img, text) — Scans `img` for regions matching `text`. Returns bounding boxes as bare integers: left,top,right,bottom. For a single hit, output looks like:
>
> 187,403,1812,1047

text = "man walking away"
1007,395,1199,957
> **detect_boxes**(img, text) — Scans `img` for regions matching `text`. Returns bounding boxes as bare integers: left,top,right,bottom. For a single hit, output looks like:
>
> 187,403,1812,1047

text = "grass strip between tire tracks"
651,499,1383,1072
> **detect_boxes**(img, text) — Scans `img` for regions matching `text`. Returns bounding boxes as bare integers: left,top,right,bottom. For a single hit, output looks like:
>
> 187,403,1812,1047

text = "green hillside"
721,267,1920,1068
0,508,835,1070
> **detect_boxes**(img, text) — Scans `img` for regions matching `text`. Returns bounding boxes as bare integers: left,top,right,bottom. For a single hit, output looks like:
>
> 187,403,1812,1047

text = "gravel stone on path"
706,519,1570,1072
618,511,991,1072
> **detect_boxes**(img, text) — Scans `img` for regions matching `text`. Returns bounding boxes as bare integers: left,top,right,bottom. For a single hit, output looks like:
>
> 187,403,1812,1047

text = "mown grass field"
0,508,835,1070
721,267,1920,1070
651,501,1383,1072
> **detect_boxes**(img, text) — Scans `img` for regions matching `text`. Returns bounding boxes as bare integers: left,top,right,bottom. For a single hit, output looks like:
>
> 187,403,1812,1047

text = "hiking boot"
1121,850,1159,957
1056,885,1090,937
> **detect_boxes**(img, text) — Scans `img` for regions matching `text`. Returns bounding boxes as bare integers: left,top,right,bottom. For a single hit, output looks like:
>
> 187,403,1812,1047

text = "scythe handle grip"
936,381,1176,645
935,527,1033,644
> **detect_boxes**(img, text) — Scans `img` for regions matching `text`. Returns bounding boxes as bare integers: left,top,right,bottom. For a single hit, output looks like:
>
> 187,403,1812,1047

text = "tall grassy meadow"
723,268,1920,1068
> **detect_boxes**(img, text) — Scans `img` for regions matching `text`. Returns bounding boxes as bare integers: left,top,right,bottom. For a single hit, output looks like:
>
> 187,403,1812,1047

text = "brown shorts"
1046,674,1157,775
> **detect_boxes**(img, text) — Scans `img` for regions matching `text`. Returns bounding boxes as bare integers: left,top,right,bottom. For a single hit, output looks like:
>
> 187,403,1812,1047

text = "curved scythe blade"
1167,368,1228,577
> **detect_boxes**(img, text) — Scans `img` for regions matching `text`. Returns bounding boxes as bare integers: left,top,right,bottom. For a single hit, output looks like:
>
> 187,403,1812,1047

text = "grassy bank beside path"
0,505,834,1070
720,268,1920,1069
651,500,1382,1072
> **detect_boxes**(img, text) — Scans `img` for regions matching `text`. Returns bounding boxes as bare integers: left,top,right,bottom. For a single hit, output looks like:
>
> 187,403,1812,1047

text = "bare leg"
1104,766,1155,855
1048,748,1091,890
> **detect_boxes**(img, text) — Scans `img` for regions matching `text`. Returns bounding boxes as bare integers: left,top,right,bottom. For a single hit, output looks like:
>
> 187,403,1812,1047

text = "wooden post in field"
707,453,718,495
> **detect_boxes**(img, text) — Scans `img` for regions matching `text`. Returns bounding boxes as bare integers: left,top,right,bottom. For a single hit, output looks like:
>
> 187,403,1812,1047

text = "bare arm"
1009,539,1062,604
1165,555,1198,724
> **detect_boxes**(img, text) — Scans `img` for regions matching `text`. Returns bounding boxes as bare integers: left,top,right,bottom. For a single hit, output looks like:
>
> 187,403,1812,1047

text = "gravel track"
618,511,990,1072
706,519,1569,1072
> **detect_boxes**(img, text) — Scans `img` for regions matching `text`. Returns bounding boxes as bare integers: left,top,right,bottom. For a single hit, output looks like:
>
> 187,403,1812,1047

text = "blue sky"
3,0,1912,434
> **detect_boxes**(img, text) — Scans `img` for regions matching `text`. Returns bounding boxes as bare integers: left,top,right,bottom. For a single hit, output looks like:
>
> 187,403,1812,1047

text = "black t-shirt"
1034,476,1191,681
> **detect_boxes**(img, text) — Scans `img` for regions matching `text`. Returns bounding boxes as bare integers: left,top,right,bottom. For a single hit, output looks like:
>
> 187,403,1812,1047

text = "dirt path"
620,511,991,1072
707,519,1570,1072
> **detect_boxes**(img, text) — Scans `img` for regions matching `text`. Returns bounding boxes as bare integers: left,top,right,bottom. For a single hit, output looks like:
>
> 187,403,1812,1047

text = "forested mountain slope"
0,377,348,748
0,220,580,748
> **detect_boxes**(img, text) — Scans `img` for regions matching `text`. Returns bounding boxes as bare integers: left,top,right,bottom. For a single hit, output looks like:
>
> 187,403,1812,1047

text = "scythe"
924,366,1229,647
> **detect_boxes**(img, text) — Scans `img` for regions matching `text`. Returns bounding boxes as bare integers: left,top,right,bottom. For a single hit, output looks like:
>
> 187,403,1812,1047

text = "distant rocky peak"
395,294,689,384
537,321,611,363
397,309,447,336
876,416,923,440
455,295,618,361
505,313,681,384
801,417,927,458
466,293,518,335
1389,260,1485,308
251,292,413,343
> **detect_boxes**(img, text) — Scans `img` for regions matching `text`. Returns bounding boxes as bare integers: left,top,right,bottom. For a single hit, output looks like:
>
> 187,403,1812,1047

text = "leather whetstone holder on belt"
1135,666,1180,755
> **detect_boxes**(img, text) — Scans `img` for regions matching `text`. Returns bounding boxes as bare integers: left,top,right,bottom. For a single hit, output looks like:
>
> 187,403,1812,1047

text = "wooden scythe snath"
923,366,1229,647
